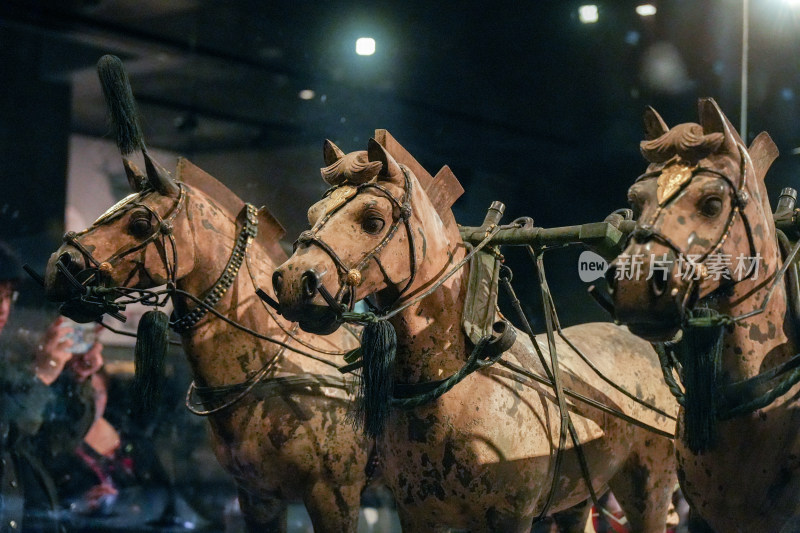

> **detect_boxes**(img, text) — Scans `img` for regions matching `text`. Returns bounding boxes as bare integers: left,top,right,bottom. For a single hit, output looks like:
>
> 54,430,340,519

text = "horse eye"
362,216,386,235
129,215,152,237
700,196,723,218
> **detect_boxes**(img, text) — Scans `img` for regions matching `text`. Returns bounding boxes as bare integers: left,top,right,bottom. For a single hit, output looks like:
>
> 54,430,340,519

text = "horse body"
44,158,371,532
274,137,677,532
610,98,800,531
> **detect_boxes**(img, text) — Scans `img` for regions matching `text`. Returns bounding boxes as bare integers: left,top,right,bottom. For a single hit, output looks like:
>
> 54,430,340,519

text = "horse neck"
176,193,287,385
716,210,798,382
386,226,470,383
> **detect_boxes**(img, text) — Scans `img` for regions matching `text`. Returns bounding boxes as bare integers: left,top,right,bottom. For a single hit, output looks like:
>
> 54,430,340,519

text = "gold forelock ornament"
657,160,696,205
324,185,358,215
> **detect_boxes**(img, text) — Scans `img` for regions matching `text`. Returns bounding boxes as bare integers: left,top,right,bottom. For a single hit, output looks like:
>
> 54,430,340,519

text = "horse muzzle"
273,263,345,335
607,245,695,341
44,246,122,323
44,246,88,302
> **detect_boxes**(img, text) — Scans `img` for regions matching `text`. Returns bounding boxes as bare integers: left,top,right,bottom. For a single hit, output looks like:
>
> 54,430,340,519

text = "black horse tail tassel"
97,54,144,156
356,319,397,438
681,308,725,454
131,310,170,422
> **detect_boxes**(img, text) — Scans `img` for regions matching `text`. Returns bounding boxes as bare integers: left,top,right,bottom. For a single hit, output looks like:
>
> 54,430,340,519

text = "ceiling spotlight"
356,37,376,56
636,4,657,16
298,89,315,100
578,5,599,24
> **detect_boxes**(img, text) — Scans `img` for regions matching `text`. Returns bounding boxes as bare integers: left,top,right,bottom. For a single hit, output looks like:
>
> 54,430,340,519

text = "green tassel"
131,310,170,421
355,320,397,438
680,308,724,454
97,55,144,155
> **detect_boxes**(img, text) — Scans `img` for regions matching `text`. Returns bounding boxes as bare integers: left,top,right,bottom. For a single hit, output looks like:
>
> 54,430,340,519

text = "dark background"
2,0,799,326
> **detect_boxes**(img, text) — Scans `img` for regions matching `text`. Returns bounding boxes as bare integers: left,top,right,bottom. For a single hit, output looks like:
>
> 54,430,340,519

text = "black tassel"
97,55,144,155
131,310,170,421
680,308,724,454
355,320,397,438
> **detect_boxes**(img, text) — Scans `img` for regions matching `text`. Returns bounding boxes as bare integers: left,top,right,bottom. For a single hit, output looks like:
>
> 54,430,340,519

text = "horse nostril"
300,270,320,300
59,250,84,275
272,271,283,296
649,271,668,297
59,251,74,268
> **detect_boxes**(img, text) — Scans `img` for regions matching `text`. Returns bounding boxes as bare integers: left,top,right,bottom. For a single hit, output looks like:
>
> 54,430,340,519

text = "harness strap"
172,204,258,332
389,336,495,409
187,373,354,416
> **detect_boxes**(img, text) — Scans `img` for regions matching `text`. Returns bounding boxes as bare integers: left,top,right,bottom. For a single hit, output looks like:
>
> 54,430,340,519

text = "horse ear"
143,149,179,196
698,98,740,154
643,106,669,140
323,139,346,167
367,138,402,181
123,158,147,192
748,131,779,183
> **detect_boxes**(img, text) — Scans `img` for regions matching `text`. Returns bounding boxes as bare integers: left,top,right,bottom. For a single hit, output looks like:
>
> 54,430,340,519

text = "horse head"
609,98,778,341
44,153,195,318
273,138,454,335
45,153,285,320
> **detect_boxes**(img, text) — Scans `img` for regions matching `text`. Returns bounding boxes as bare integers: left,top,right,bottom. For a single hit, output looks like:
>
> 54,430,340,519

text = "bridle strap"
172,203,259,332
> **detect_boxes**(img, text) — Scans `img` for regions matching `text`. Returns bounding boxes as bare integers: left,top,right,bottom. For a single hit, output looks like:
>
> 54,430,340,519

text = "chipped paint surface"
43,161,371,532
275,144,678,532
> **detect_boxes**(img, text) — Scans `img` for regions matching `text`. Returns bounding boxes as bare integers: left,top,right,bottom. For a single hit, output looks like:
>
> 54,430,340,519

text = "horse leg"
237,487,287,533
608,437,676,533
552,498,593,533
302,480,361,533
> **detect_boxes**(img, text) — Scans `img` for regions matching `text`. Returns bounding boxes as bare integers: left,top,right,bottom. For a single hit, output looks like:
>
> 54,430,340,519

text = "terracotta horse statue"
609,98,800,531
273,133,678,532
42,152,375,531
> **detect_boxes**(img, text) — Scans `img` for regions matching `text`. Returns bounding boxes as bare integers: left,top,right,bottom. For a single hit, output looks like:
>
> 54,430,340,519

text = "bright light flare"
636,4,657,16
578,5,599,24
298,89,315,100
355,37,376,56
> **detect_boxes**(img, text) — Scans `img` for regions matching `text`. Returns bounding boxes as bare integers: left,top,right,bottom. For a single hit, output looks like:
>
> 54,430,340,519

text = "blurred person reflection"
0,241,107,531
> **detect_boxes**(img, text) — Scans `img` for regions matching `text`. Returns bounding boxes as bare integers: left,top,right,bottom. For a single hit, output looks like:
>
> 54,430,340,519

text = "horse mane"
640,123,725,164
176,158,287,263
321,152,383,185
373,130,464,244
